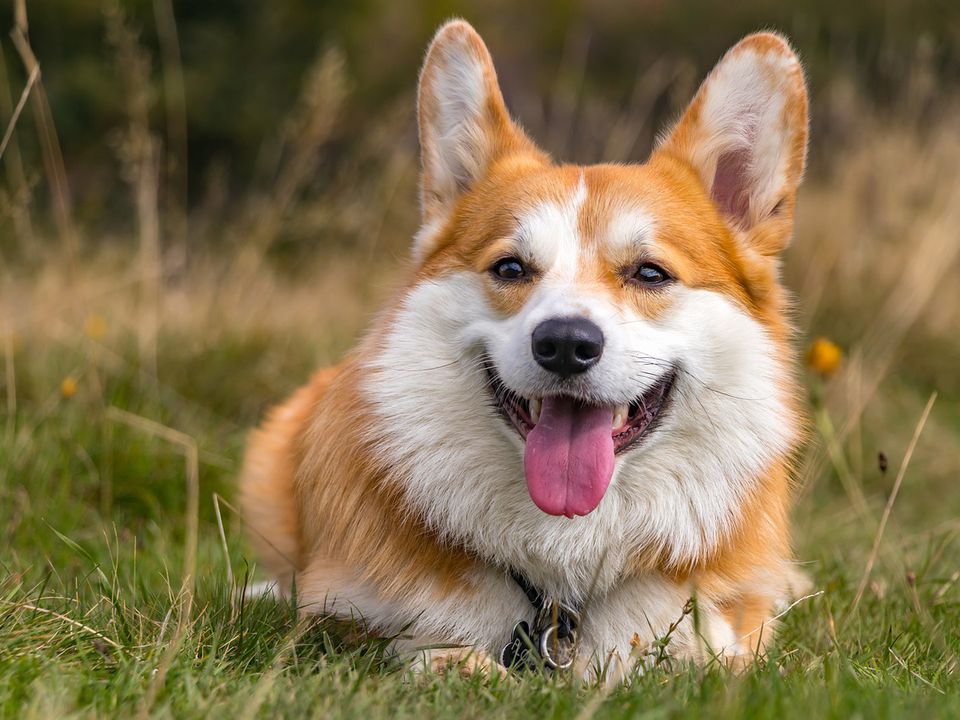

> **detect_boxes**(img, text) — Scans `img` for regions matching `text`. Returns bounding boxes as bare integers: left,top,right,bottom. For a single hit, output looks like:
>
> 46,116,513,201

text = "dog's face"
365,22,807,586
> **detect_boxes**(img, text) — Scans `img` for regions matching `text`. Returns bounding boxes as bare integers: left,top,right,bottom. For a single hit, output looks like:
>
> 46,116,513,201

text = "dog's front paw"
414,647,508,679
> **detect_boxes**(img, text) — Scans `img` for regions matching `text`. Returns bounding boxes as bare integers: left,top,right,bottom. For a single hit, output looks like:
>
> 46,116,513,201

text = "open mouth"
484,361,675,518
484,364,675,453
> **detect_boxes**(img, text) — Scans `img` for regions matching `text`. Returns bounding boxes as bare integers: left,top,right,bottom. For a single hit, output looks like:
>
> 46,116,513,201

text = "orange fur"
296,354,478,600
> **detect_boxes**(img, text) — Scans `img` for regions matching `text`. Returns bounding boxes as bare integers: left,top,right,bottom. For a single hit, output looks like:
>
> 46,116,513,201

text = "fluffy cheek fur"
363,272,794,600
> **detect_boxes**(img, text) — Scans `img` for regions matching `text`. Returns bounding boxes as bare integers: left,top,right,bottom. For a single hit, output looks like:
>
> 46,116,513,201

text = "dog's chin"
482,361,676,456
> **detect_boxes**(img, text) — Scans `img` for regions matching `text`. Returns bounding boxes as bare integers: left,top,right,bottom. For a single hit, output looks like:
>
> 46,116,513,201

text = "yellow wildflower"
60,376,78,398
807,337,842,377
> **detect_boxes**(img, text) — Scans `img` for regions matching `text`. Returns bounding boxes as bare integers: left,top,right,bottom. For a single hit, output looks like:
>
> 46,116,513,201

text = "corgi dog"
240,20,809,678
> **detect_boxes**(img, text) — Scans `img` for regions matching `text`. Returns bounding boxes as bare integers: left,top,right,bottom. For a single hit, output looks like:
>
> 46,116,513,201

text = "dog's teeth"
530,397,542,425
612,404,629,430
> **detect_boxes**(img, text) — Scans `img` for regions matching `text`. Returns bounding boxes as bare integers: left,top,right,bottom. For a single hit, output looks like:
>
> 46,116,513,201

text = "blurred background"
1,0,959,591
4,0,960,244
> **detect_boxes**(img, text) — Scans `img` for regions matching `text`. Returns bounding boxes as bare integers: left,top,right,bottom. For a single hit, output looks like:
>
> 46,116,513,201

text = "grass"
2,223,959,719
3,5,960,717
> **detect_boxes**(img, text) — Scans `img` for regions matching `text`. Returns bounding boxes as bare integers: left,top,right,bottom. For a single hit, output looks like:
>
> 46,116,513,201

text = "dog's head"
366,21,807,579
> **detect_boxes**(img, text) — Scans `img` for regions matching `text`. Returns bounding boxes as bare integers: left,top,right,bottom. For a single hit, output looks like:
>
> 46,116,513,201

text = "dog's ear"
654,33,808,256
416,20,543,256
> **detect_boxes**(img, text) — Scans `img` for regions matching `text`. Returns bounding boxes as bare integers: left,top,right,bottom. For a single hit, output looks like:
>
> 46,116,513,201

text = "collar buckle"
535,600,579,670
500,591,581,672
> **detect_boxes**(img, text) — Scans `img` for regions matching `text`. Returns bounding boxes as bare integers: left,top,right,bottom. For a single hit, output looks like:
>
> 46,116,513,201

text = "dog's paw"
415,647,509,680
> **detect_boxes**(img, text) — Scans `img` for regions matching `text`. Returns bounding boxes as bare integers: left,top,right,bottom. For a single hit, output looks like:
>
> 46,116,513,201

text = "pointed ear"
416,21,542,252
654,33,808,255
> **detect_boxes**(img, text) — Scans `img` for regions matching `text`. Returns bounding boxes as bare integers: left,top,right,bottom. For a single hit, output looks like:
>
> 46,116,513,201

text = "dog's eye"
632,263,672,286
491,258,527,280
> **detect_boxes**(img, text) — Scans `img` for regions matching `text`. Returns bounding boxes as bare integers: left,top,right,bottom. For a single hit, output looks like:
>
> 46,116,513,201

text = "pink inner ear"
712,147,752,223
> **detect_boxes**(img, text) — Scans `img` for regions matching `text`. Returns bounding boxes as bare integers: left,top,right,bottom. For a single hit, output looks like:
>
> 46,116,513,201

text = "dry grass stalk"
212,492,234,588
105,2,162,379
10,0,78,277
850,392,938,613
241,49,347,258
0,49,35,249
152,0,189,270
737,590,825,648
0,63,36,162
105,405,200,717
0,600,127,655
105,406,199,595
210,492,299,580
813,404,872,524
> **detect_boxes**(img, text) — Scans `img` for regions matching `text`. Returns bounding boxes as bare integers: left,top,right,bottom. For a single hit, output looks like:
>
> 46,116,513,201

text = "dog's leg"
574,573,745,681
296,555,527,678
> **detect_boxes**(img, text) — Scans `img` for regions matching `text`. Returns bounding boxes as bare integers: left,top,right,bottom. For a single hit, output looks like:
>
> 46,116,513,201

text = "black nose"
531,317,604,378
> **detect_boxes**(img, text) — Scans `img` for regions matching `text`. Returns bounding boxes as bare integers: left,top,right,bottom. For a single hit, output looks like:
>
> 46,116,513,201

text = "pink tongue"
523,397,615,518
